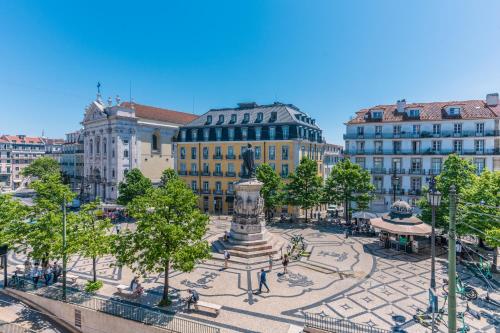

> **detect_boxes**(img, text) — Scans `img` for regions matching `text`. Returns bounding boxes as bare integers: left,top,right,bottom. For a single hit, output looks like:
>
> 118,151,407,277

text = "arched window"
89,139,93,154
152,133,159,152
124,149,129,158
96,137,100,154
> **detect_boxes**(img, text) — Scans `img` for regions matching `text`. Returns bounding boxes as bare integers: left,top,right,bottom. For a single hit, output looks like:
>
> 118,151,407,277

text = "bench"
117,284,130,293
193,301,222,316
66,274,78,284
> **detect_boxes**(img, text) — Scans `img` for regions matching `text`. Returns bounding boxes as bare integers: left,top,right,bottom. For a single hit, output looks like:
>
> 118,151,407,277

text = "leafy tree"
75,200,113,282
0,194,30,250
256,164,284,221
285,157,323,222
22,157,60,178
418,154,477,230
160,168,179,187
323,159,374,223
117,168,152,205
115,178,210,306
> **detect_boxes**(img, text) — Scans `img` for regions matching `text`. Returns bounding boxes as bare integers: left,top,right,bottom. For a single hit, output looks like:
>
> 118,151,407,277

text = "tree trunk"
92,256,97,282
344,198,348,224
494,247,499,273
304,208,308,223
162,261,170,304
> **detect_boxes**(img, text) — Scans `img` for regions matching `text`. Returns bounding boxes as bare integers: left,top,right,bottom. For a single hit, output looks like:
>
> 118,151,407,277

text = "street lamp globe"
427,190,442,207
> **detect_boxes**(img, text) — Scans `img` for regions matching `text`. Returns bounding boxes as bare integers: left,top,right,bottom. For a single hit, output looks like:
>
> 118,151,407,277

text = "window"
357,127,364,136
191,180,198,191
203,128,210,141
228,163,235,172
180,147,186,159
281,164,289,177
228,128,235,140
393,125,401,135
476,123,484,135
374,141,383,153
449,107,461,115
475,140,484,153
89,139,93,154
432,140,441,152
241,127,248,140
431,158,442,174
453,140,463,153
392,158,402,171
269,163,276,170
410,177,421,191
191,147,197,159
255,146,261,160
243,113,250,123
412,141,421,153
409,109,420,117
203,163,209,173
355,157,365,169
96,137,100,154
181,130,187,141
215,163,222,173
217,114,224,124
190,163,197,172
203,181,209,191
269,127,276,140
103,139,107,154
373,176,383,190
230,114,237,124
180,163,186,172
372,111,383,119
393,141,401,154
270,111,277,122
228,146,234,157
282,126,289,140
112,169,115,178
215,181,222,191
255,127,261,140
453,123,462,134
191,129,198,141
123,149,129,158
203,147,209,159
206,115,212,125
412,124,420,134
474,158,485,174
152,133,159,151
411,158,422,172
269,146,276,160
215,128,222,141
215,146,222,157
282,145,289,160
356,141,365,153
256,112,263,122
375,126,382,135
373,157,384,170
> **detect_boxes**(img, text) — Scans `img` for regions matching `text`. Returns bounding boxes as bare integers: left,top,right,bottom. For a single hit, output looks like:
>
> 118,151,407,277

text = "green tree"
285,157,323,222
75,200,114,282
0,194,30,250
323,159,374,223
418,154,477,229
117,168,153,205
115,178,210,306
256,164,284,221
21,157,60,178
160,168,179,187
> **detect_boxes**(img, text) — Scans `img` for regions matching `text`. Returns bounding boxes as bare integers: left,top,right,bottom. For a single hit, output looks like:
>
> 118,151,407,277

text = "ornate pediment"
83,100,107,123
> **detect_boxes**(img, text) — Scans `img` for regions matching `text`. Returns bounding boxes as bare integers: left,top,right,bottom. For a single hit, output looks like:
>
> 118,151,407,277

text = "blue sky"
1,0,500,144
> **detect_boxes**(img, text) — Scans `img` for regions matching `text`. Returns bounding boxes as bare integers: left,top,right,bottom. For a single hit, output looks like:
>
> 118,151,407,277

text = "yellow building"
174,102,326,216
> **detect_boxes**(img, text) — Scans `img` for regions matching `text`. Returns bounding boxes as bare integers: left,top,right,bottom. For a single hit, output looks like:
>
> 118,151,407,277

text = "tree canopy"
114,177,210,306
285,157,323,222
256,163,284,221
117,168,153,205
323,159,374,222
21,157,60,179
160,168,179,187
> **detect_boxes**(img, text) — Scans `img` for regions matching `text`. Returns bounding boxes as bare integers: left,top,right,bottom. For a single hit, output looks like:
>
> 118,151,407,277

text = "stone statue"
242,143,255,178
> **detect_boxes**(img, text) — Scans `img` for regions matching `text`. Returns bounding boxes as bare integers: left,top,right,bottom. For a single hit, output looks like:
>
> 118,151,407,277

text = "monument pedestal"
216,178,283,259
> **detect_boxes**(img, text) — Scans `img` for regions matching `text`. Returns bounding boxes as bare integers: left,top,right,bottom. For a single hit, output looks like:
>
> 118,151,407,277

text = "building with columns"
82,96,197,202
344,93,500,212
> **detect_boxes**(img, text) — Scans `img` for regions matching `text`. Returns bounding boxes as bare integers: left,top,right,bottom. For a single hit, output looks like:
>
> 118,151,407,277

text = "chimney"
486,93,499,107
396,99,406,113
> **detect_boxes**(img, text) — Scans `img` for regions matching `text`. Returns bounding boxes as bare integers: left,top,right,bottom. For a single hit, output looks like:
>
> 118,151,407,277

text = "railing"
280,172,289,178
213,189,223,195
304,313,390,333
201,189,211,194
225,155,236,160
370,168,386,174
7,279,220,333
343,129,500,140
178,171,187,176
225,171,236,177
189,171,198,176
345,148,500,155
225,190,234,195
0,320,39,333
213,155,223,160
388,168,405,174
213,171,223,177
201,171,211,176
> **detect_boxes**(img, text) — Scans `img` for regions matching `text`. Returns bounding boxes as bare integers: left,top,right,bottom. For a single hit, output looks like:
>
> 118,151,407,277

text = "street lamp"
391,171,400,203
426,176,441,333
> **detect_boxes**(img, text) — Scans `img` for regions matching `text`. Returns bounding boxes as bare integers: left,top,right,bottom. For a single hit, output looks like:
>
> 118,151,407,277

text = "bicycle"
442,275,478,301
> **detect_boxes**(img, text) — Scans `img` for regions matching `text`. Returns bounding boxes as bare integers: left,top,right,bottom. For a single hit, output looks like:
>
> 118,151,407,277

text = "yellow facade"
176,140,325,215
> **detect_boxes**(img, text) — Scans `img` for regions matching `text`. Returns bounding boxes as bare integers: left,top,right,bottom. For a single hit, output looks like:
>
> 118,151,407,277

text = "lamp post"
391,171,400,203
426,176,441,333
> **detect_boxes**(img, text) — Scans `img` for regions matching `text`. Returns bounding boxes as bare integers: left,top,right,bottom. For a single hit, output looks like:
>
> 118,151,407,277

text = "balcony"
226,189,234,195
201,171,211,176
225,171,236,177
213,171,223,177
280,172,289,178
178,170,188,176
371,168,386,174
373,189,386,194
344,129,500,140
213,189,224,195
225,154,236,160
189,171,199,176
388,168,405,174
346,148,499,156
408,189,422,196
428,169,441,175
201,189,211,194
213,155,223,160
408,169,425,175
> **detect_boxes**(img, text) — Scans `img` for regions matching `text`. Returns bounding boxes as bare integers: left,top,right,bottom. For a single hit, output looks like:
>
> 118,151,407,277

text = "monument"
216,144,283,259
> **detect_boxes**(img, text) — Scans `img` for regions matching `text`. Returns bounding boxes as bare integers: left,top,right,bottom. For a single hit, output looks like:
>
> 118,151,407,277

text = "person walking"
24,260,32,278
456,240,463,262
268,255,273,271
258,269,270,293
32,264,41,288
223,250,230,269
282,254,289,274
42,263,52,286
115,223,122,234
51,262,60,283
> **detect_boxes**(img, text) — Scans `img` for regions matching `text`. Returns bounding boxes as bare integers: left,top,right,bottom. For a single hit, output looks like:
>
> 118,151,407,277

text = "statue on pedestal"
242,143,255,179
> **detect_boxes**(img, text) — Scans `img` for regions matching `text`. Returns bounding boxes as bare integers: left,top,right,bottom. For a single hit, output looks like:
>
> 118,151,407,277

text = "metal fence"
304,313,391,333
0,320,38,333
7,278,220,333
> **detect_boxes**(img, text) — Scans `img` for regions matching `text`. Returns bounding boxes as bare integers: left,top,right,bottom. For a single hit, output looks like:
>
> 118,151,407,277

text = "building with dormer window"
344,93,500,212
82,95,197,202
174,102,327,216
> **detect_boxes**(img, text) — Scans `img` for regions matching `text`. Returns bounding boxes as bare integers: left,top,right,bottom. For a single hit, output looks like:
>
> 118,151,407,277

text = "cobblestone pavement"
7,219,500,333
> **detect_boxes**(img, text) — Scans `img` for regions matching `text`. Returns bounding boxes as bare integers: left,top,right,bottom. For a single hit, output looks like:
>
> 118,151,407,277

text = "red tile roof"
347,99,499,124
121,102,198,125
0,135,44,144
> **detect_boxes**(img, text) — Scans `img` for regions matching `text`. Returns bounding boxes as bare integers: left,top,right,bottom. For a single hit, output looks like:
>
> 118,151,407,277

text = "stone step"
227,237,271,247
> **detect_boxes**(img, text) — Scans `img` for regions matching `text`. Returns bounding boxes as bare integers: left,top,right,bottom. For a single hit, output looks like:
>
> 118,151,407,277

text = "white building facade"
321,143,343,181
345,94,500,212
82,96,197,203
61,130,84,193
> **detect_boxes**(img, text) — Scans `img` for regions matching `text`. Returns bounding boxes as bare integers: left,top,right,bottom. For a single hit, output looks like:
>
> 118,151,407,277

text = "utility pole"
62,196,67,301
448,185,457,332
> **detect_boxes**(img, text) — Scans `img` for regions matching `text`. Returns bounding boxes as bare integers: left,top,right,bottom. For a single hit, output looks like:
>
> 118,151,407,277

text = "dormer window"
408,109,420,117
206,115,212,125
371,111,383,119
448,107,461,116
217,115,224,124
230,114,237,124
203,128,210,141
191,129,198,141
256,112,263,122
243,113,250,123
270,112,277,122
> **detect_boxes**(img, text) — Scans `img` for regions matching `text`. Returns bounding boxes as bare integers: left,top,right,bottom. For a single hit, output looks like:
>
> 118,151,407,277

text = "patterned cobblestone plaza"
8,219,499,333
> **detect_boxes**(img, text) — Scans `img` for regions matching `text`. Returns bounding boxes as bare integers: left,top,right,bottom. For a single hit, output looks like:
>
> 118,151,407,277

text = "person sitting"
186,289,199,310
130,276,139,291
133,282,144,297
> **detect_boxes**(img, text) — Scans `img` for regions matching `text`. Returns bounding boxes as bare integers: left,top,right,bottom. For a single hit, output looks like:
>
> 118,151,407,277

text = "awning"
352,211,377,219
369,217,432,236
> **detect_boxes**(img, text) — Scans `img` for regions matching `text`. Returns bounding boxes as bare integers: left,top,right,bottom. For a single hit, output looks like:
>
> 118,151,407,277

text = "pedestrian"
282,254,289,274
223,250,230,269
24,259,32,278
115,223,122,234
456,240,463,262
51,262,60,283
258,269,270,293
186,289,199,310
268,255,273,271
130,276,139,291
32,264,41,288
43,263,52,285
344,228,349,239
